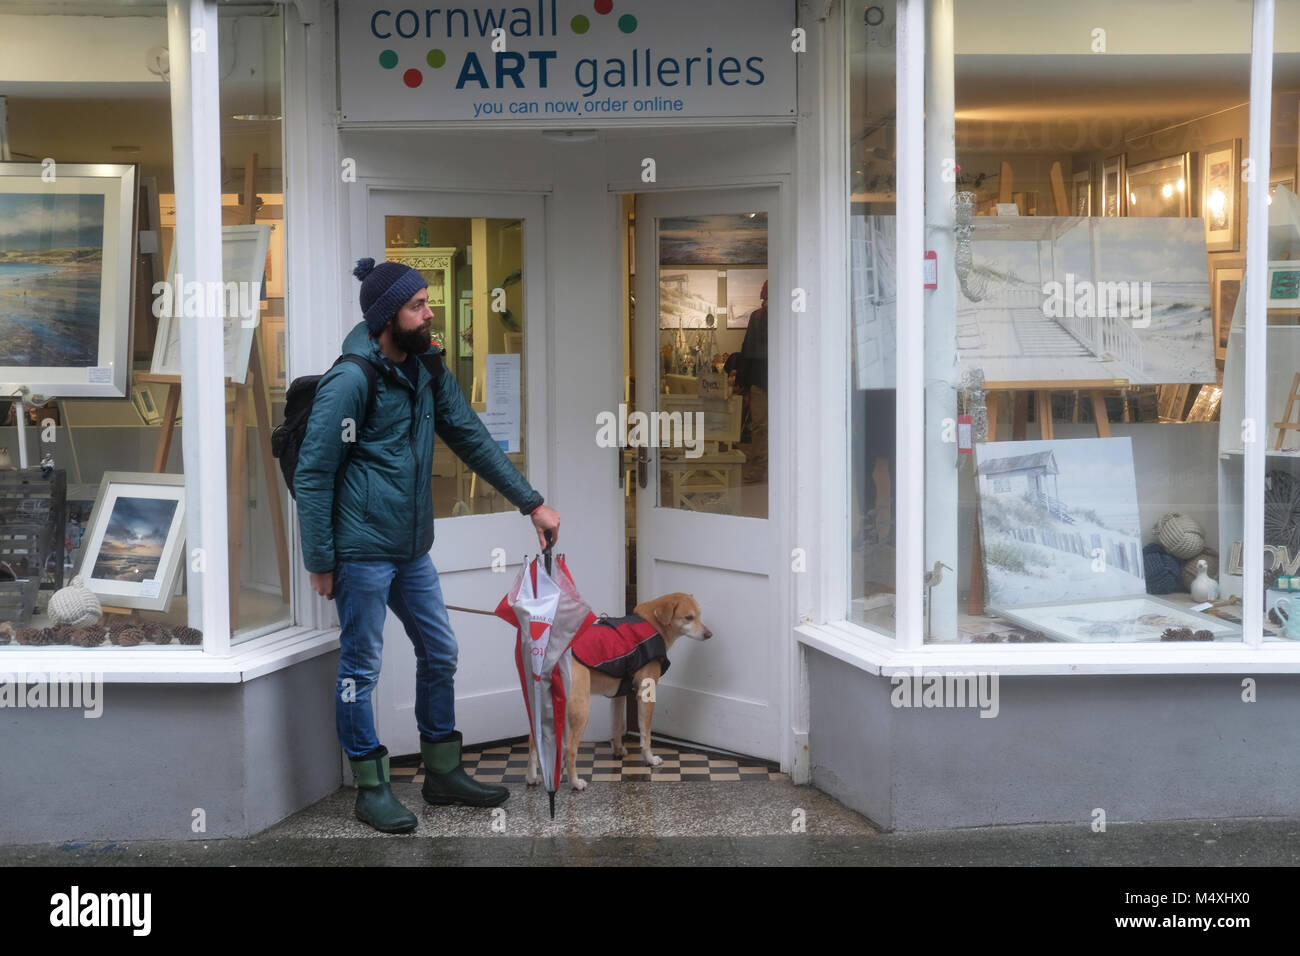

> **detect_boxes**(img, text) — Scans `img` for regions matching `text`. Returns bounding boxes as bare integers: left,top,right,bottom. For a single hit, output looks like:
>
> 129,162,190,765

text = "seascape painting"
975,437,1146,607
658,266,767,329
91,495,180,584
658,213,767,266
957,217,1215,383
0,192,105,368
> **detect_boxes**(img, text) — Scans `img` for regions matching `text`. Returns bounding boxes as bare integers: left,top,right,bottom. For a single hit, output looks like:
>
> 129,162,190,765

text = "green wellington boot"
349,746,418,833
420,731,510,807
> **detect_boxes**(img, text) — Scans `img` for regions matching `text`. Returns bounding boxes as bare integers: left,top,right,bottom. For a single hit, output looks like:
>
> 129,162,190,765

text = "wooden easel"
133,333,289,629
1274,373,1300,450
967,159,1119,614
125,152,290,628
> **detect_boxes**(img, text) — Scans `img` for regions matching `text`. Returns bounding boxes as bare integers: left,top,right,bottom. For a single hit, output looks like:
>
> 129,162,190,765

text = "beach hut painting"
0,163,136,398
975,437,1146,608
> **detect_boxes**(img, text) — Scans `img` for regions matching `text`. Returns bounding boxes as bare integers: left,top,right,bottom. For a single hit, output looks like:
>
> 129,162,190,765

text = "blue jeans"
333,554,458,759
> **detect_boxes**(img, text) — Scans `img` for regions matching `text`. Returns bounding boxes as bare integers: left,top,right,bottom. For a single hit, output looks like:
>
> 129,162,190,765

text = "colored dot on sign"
378,49,398,69
594,0,613,14
618,14,637,33
570,14,590,33
426,49,446,68
403,68,423,88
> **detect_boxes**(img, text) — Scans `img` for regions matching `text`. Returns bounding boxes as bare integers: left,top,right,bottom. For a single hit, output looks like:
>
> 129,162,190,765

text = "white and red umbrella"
494,538,595,817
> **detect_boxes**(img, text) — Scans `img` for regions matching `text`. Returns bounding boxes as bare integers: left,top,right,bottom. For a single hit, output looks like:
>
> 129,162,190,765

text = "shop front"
4,0,1300,846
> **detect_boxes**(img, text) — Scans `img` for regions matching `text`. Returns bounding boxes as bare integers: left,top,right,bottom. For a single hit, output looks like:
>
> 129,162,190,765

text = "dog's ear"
649,596,679,635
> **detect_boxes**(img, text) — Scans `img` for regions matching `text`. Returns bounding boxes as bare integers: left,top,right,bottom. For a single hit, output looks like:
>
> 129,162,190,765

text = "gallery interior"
848,1,1300,644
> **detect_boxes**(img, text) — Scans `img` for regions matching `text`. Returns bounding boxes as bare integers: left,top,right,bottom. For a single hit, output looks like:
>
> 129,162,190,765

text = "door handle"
637,450,651,489
617,442,625,490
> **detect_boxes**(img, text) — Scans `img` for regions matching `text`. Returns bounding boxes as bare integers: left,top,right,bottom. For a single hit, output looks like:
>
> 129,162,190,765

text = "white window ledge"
0,626,340,683
796,620,1300,676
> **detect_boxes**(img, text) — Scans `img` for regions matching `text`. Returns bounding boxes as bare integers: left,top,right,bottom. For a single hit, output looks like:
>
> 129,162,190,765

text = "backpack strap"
419,348,446,390
332,353,381,428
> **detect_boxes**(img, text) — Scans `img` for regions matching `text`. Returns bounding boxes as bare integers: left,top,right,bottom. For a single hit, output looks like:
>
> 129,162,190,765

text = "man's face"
390,286,433,354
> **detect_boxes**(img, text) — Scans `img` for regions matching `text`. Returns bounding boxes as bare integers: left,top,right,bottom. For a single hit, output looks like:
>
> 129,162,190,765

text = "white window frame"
0,0,340,681
795,0,1300,676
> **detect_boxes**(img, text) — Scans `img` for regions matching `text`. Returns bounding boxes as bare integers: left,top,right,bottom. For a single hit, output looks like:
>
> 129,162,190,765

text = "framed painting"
1201,140,1240,252
974,437,1146,608
1267,260,1300,310
0,162,137,399
1126,153,1192,218
1101,154,1126,217
1211,259,1244,361
150,223,271,385
77,471,186,612
1071,167,1092,216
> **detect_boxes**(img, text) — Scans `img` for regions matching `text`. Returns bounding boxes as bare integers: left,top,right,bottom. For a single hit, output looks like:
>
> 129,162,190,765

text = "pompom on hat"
354,258,428,335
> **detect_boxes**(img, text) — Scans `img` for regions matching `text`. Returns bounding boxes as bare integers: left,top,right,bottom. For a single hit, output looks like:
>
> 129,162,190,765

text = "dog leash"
444,531,562,619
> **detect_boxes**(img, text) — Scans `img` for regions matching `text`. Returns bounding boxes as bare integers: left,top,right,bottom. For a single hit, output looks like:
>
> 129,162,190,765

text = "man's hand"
530,505,561,551
309,570,335,600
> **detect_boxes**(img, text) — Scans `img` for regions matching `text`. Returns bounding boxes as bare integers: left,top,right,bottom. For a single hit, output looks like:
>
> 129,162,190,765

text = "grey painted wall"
806,647,1300,830
0,652,340,845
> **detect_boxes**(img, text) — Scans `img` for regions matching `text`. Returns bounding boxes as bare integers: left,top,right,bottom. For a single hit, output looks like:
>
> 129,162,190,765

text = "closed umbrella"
494,535,595,818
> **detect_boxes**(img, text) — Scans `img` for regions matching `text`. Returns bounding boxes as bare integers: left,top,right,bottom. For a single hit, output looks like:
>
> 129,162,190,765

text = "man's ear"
651,597,678,635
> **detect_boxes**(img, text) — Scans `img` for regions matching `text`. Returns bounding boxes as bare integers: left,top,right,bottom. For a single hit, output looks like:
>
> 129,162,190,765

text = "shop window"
215,4,291,640
383,215,529,518
1264,6,1300,638
0,1,211,649
848,0,898,634
922,0,1257,644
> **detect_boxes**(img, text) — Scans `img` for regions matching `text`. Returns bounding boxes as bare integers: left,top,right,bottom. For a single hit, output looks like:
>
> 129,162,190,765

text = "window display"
914,0,1267,644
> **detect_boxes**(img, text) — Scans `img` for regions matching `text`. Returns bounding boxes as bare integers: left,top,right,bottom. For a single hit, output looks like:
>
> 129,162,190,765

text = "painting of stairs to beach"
960,217,1213,384
851,215,1216,386
975,437,1146,608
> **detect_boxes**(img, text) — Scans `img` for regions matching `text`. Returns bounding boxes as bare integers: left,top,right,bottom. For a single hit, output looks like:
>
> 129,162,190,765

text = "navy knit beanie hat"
353,258,428,335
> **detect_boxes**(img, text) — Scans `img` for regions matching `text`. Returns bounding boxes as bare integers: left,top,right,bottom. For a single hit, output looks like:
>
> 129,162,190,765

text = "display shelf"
1216,187,1300,601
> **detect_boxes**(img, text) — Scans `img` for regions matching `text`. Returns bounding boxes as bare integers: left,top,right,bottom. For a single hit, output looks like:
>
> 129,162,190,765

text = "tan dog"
526,593,712,791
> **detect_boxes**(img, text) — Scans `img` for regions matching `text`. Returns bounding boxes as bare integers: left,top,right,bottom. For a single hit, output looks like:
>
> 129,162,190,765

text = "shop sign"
339,0,797,123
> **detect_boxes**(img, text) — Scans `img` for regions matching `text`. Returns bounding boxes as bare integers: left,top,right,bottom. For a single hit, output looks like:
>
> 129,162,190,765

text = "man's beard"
391,317,432,355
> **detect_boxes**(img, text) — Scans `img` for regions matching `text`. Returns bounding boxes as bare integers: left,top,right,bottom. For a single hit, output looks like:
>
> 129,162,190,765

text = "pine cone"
111,627,146,647
141,621,173,644
14,626,42,645
0,621,13,645
34,627,62,646
1193,629,1214,641
175,626,203,646
65,627,105,648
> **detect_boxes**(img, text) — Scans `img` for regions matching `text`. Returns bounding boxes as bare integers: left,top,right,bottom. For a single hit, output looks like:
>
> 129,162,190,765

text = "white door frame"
629,182,792,764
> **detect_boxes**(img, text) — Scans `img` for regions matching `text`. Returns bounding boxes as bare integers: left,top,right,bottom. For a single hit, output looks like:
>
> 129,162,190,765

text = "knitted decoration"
47,575,102,627
1180,549,1220,592
1143,542,1181,594
175,626,203,646
1153,513,1205,560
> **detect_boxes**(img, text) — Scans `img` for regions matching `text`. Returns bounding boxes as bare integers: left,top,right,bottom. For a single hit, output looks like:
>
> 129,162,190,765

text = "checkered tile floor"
390,737,787,784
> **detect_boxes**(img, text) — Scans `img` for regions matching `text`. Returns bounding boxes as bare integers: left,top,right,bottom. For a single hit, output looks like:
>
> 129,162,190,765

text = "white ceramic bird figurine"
1189,559,1219,603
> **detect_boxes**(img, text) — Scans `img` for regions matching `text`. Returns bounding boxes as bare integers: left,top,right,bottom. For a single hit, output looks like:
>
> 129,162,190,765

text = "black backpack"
272,350,445,499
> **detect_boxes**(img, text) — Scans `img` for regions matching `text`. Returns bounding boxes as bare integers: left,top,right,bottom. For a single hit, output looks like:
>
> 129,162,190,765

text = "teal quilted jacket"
294,322,543,573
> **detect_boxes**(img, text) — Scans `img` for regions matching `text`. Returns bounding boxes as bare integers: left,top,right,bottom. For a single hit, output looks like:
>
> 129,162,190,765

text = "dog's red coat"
569,614,670,697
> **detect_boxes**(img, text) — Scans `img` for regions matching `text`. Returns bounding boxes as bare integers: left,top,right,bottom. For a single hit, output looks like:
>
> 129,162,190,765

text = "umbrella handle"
543,529,554,576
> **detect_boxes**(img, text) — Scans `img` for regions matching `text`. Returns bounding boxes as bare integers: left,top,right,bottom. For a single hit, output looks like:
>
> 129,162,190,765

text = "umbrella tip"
548,791,556,819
